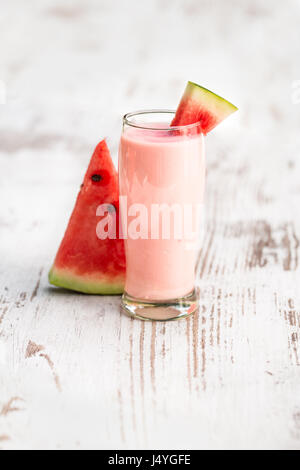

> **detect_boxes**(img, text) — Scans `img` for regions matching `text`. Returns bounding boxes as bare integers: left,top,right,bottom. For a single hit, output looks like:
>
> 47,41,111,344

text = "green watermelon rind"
49,266,124,295
185,81,238,117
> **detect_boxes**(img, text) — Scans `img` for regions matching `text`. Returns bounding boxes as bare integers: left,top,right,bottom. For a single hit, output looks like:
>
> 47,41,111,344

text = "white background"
0,0,300,450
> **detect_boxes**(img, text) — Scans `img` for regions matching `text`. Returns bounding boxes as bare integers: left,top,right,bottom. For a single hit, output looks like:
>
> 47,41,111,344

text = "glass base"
121,288,198,321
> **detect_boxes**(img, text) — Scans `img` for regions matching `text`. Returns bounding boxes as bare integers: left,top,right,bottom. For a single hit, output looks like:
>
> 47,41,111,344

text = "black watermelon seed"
91,174,103,182
107,204,116,213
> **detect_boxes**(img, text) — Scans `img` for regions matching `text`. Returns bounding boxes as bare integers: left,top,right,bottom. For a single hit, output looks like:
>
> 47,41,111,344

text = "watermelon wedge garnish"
49,140,126,294
171,81,238,134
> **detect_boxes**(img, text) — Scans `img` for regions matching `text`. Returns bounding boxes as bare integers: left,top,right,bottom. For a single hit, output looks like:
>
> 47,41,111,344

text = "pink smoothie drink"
119,119,205,301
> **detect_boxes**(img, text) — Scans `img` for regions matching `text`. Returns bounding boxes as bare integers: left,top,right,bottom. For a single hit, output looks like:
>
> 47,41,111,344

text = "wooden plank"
0,0,300,451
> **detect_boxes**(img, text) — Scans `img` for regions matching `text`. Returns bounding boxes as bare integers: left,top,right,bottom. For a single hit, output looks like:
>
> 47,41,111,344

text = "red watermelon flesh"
171,81,238,134
49,140,125,294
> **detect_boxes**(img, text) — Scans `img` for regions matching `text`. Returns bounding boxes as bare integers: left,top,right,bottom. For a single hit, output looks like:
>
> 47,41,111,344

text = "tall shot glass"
119,110,205,321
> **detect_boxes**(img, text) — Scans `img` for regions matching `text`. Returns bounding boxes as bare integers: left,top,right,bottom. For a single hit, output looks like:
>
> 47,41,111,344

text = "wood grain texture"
0,0,300,450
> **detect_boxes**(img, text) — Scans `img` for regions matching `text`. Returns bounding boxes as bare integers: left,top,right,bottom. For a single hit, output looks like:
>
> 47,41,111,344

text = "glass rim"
123,109,202,131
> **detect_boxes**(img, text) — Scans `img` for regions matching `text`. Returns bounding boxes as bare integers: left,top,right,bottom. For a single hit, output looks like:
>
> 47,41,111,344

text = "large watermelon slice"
49,140,125,294
171,81,238,134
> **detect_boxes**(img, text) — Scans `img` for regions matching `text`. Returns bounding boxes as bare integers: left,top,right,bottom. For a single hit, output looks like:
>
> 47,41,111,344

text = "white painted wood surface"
1,0,300,450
